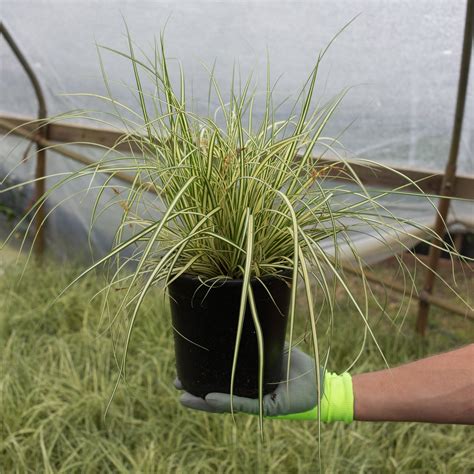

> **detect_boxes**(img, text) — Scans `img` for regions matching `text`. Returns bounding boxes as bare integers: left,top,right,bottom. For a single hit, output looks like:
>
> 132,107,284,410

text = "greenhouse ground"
0,254,473,473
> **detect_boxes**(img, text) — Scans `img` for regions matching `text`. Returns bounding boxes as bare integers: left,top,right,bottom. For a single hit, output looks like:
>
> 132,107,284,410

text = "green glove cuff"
320,372,354,423
271,371,354,423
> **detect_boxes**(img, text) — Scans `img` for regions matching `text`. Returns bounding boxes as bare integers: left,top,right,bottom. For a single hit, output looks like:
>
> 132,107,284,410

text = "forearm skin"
352,344,474,424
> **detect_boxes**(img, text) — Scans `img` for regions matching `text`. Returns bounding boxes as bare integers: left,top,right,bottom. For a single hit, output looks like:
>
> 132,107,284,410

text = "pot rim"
171,269,293,287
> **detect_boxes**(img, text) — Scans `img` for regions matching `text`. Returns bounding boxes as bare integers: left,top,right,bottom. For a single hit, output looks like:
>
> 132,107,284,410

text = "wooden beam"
312,157,474,199
1,113,474,199
0,114,137,153
1,115,472,321
343,263,474,321
0,117,148,190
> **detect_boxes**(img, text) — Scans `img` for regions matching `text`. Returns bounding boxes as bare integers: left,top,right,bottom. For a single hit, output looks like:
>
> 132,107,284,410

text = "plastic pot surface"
168,273,291,398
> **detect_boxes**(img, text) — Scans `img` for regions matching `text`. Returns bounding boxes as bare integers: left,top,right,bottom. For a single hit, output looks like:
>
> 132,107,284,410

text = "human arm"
352,343,474,424
176,344,474,425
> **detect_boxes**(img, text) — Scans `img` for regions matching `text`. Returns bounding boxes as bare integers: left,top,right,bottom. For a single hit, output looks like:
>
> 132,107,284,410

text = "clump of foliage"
1,28,470,431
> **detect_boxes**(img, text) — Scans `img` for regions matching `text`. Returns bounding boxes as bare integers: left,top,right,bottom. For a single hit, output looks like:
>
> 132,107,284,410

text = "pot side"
168,273,291,398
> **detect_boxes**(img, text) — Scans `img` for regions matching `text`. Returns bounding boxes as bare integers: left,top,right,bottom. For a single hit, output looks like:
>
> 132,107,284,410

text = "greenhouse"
1,1,473,472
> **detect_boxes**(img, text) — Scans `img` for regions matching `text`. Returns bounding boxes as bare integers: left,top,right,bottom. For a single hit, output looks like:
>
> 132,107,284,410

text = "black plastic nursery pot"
168,273,291,398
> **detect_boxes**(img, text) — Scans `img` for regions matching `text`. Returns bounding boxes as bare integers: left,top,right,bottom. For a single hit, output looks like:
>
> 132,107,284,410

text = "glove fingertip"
206,393,261,415
179,392,196,405
179,392,211,412
205,392,231,406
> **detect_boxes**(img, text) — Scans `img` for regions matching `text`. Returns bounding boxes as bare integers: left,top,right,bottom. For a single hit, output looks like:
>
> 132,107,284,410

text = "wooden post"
416,0,473,335
0,22,48,257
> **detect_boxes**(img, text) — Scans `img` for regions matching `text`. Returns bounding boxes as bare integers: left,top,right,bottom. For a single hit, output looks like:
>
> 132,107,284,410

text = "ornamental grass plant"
1,29,471,431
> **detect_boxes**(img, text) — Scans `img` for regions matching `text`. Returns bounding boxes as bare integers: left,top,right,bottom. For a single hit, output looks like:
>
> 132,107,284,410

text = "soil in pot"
168,273,291,398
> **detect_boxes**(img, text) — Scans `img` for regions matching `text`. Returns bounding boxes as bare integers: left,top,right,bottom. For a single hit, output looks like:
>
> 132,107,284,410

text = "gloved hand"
174,346,354,422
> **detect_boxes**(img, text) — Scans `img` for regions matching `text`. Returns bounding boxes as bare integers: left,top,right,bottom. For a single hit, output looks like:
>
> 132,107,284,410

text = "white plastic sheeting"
1,1,473,261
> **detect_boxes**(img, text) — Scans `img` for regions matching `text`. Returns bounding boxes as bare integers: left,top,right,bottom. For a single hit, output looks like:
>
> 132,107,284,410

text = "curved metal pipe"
0,22,48,256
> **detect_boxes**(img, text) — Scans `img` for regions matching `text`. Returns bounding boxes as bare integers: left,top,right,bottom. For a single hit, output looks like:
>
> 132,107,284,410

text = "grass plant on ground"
1,259,472,473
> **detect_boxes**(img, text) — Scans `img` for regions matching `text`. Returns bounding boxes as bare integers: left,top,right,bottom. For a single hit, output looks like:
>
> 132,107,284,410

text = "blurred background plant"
1,260,472,472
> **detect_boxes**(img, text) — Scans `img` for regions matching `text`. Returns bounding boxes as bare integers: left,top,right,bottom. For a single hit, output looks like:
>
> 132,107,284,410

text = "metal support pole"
416,0,473,335
0,22,48,256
